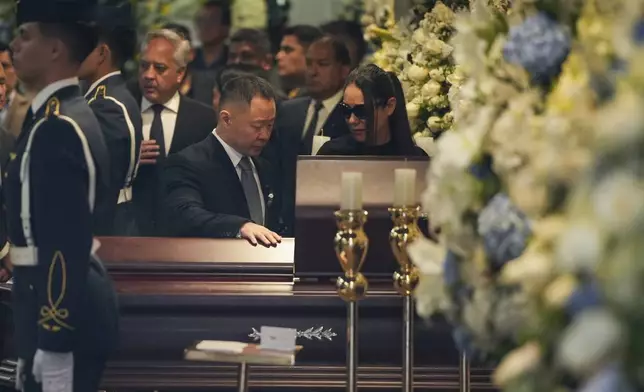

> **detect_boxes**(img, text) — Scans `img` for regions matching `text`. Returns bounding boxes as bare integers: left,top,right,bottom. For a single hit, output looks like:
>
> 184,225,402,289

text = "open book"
184,340,302,366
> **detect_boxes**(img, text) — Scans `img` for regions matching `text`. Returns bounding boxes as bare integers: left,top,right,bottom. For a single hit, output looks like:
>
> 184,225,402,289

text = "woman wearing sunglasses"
317,64,427,157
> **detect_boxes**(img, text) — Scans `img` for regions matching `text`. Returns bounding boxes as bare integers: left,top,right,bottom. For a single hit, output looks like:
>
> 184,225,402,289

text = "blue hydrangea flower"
478,193,531,270
468,155,494,181
633,19,644,44
503,12,571,85
579,363,634,392
565,281,602,318
443,251,459,287
452,326,478,358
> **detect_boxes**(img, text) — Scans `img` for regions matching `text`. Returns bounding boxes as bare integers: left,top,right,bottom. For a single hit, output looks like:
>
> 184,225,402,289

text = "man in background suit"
162,75,283,246
0,42,32,140
276,25,322,99
79,1,142,236
0,59,14,170
275,35,351,232
134,28,217,236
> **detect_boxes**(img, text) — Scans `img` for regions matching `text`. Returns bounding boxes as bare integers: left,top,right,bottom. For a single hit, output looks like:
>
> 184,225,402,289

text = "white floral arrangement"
369,2,462,140
408,1,626,389
491,2,644,389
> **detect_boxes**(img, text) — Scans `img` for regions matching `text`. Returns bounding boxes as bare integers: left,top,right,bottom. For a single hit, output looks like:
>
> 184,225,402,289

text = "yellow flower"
543,274,578,308
493,342,542,387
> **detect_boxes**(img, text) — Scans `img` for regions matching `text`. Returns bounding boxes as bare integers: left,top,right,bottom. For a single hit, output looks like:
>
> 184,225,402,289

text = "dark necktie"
238,157,263,225
149,104,166,158
304,100,324,140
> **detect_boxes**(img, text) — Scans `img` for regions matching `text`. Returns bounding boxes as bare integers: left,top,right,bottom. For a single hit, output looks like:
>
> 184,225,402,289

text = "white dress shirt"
301,88,344,139
213,129,266,223
141,92,181,155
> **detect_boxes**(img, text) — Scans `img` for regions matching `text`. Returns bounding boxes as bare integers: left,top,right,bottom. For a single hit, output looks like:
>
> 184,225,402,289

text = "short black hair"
215,63,270,91
219,74,276,109
99,26,137,68
311,35,351,66
230,28,272,56
38,23,98,64
0,42,9,54
321,20,367,65
282,25,323,49
163,22,192,43
203,0,232,26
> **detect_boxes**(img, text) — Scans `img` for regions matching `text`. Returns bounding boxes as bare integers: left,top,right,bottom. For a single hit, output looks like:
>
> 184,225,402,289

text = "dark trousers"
21,354,107,392
113,201,140,236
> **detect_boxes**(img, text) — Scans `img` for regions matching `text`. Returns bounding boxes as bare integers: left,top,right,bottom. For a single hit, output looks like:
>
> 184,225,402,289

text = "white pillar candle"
394,168,416,207
340,172,363,210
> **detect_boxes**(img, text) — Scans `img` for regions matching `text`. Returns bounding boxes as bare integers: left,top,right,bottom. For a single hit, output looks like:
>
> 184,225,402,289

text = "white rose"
425,39,447,56
421,80,442,99
429,68,445,82
412,28,427,45
406,102,420,119
557,309,623,377
426,116,442,131
407,65,429,82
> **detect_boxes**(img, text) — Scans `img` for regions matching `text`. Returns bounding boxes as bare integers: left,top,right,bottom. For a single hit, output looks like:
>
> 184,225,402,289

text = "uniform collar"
84,71,122,99
31,77,79,113
141,91,181,113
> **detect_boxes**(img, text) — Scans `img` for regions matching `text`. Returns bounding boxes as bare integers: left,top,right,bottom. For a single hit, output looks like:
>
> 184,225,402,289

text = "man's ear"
176,66,186,84
219,109,232,127
262,54,274,71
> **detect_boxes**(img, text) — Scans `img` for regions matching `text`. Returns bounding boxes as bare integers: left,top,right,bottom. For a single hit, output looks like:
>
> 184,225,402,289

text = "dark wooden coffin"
1,237,495,391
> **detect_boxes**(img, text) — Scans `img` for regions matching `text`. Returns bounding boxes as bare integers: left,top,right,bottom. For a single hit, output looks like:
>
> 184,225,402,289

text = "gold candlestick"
334,209,369,392
389,205,421,392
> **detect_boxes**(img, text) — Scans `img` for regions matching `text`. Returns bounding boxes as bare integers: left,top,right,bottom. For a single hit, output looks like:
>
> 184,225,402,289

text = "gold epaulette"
44,97,60,118
38,251,74,332
93,85,107,101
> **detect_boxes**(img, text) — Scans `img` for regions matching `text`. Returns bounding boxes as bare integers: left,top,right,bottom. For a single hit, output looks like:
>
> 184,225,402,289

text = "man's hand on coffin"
0,253,12,282
240,222,282,247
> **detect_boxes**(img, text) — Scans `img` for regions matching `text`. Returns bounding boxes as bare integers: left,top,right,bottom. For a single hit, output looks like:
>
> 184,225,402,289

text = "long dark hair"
344,64,417,155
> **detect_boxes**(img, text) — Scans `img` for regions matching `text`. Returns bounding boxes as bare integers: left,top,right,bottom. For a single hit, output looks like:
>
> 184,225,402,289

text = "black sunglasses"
339,102,368,120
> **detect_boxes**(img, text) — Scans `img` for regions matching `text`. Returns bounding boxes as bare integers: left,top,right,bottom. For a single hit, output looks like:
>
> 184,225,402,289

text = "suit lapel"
169,96,188,154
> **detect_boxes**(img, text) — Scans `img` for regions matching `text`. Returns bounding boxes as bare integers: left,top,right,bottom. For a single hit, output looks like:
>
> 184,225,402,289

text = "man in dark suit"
78,1,142,236
275,35,352,233
162,75,283,246
134,28,218,236
6,0,119,390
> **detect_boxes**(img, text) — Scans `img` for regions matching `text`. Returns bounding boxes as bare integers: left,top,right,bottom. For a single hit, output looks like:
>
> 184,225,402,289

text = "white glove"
31,350,73,392
15,358,25,391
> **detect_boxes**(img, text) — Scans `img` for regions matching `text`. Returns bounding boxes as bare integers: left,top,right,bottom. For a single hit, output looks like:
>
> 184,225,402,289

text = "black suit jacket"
133,95,217,236
162,134,283,238
85,73,143,234
273,96,349,233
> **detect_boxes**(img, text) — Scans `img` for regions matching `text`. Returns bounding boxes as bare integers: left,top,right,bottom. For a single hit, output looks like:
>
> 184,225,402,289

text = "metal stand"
389,206,421,392
459,353,470,392
333,209,369,392
237,362,249,392
347,301,358,392
402,295,413,392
